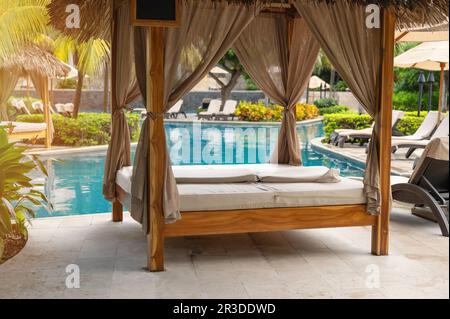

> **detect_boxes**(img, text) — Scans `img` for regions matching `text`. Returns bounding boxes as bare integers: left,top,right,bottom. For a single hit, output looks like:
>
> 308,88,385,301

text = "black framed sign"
130,0,180,27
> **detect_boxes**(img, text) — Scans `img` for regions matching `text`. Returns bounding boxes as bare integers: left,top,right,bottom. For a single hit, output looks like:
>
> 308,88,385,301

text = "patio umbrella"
394,41,449,116
396,22,449,42
309,75,330,90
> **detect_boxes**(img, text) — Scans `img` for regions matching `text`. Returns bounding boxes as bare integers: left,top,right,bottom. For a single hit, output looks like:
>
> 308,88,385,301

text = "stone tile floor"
0,205,448,299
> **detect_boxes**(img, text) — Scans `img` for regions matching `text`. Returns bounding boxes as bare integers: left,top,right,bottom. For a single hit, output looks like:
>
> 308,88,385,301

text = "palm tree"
0,0,50,63
54,36,110,118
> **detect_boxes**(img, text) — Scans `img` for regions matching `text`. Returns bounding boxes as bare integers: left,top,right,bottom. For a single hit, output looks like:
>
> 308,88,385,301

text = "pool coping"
310,137,403,176
165,117,323,126
25,118,323,156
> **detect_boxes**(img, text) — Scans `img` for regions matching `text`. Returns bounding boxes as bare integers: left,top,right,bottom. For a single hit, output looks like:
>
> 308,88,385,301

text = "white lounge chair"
197,99,222,120
333,110,405,148
55,103,74,117
215,100,238,120
165,100,186,119
31,101,44,114
392,111,440,142
64,103,74,117
11,99,31,115
392,115,449,158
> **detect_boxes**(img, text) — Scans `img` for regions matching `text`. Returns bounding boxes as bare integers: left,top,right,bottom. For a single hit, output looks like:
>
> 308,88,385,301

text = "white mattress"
116,166,366,212
1,122,47,133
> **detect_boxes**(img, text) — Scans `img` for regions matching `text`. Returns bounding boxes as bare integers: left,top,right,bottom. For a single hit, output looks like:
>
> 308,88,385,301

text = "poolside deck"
311,138,422,176
0,204,447,299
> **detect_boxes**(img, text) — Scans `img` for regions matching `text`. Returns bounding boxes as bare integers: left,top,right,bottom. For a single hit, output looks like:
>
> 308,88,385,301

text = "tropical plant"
0,126,50,262
54,36,110,118
0,0,50,63
16,112,141,146
235,101,319,122
314,98,339,108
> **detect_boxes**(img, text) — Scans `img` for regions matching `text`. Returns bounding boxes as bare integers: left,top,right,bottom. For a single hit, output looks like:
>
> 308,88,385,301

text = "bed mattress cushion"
116,167,366,212
172,165,258,184
1,121,47,133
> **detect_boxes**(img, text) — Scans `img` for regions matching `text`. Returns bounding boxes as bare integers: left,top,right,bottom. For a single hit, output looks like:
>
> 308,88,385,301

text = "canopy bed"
49,0,449,272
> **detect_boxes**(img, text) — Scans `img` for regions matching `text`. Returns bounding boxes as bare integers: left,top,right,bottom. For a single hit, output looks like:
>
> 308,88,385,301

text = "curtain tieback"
146,112,165,120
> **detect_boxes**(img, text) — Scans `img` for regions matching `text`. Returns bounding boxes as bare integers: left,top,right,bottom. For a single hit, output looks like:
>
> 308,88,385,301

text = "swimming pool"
34,121,364,218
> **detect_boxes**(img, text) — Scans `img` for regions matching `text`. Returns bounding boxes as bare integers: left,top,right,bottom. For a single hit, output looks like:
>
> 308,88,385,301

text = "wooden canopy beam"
372,9,396,256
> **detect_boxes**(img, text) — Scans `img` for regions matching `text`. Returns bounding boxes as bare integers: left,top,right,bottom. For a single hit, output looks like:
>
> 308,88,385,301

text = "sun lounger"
392,137,449,236
197,99,222,120
165,100,186,119
332,110,405,148
31,101,44,114
0,121,47,143
392,115,449,158
11,99,31,115
392,111,440,142
215,100,238,120
55,103,74,117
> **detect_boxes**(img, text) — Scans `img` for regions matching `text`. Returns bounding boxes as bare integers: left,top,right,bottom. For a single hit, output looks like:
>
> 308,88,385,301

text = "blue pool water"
34,121,365,218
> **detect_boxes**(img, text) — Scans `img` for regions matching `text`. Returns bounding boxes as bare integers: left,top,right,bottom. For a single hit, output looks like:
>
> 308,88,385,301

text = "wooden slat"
147,27,166,272
374,9,396,256
165,205,376,238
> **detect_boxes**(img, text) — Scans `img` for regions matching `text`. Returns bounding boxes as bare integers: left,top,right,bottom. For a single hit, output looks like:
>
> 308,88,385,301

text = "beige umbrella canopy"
396,22,449,42
309,75,329,90
394,41,449,114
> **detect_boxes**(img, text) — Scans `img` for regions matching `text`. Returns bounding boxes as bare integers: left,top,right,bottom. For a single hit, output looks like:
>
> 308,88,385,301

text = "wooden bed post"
147,27,166,272
110,7,123,223
372,9,396,256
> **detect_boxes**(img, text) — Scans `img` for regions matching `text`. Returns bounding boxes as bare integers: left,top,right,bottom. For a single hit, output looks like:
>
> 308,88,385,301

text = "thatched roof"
49,0,449,42
0,45,71,79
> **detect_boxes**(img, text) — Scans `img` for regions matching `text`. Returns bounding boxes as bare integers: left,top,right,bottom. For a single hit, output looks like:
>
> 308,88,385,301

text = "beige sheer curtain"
234,14,320,165
102,2,140,200
294,0,383,214
131,0,261,232
29,72,54,141
0,69,19,121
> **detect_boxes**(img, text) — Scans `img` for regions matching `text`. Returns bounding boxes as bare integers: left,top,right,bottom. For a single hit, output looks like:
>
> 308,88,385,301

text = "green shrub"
319,105,350,115
314,98,339,108
323,111,437,139
334,81,348,92
56,78,78,89
393,91,440,112
235,101,319,122
323,113,373,138
16,113,140,147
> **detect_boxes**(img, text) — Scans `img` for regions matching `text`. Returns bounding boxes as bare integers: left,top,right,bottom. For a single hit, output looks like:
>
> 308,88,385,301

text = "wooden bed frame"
110,8,396,272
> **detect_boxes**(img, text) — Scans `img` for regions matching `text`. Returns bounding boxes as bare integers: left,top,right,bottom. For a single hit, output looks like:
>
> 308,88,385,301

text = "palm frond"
0,0,51,62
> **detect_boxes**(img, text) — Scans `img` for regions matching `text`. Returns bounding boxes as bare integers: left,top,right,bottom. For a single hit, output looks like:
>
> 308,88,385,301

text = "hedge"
235,101,319,122
323,111,436,140
16,113,141,147
319,105,350,115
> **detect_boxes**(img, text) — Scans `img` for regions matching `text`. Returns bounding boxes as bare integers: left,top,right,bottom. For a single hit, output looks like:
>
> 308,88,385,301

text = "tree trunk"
330,68,336,99
220,70,241,109
73,72,84,119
